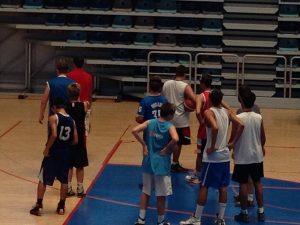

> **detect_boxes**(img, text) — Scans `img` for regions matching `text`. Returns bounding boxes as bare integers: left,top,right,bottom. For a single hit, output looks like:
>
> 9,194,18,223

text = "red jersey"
68,68,93,103
197,89,212,139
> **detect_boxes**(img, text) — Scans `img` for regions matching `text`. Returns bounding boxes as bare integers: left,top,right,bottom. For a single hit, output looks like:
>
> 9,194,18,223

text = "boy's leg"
247,177,254,206
76,167,85,197
67,168,75,197
234,182,250,222
30,181,46,216
135,193,149,225
57,182,68,215
157,196,166,224
254,181,265,221
217,187,227,221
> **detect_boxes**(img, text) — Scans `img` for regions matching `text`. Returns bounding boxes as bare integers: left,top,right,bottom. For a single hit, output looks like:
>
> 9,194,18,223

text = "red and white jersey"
197,89,212,139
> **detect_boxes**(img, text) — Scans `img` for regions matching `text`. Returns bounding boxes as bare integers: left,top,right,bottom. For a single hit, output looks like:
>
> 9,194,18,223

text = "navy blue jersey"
49,112,75,155
137,95,168,120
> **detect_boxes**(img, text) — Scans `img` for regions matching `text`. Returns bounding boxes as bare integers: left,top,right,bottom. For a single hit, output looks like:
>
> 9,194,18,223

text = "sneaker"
180,216,201,225
257,211,265,222
56,203,65,215
215,218,226,225
67,189,75,197
185,174,200,184
234,212,250,222
77,191,86,198
157,220,170,225
134,217,145,225
29,203,43,216
171,163,189,173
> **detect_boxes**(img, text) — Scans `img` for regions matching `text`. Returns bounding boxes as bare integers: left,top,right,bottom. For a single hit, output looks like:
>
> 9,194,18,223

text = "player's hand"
159,147,168,156
206,146,216,154
262,146,266,156
227,142,234,150
143,146,148,156
43,149,49,157
39,115,44,124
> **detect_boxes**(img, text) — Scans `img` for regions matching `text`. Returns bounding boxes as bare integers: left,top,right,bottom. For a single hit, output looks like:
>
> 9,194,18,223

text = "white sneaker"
185,174,200,184
180,216,201,225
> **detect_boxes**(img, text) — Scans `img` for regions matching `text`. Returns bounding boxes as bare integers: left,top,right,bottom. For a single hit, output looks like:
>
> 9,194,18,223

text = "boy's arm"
204,110,218,154
83,101,89,113
72,121,78,145
184,85,196,102
260,120,266,156
135,103,145,124
228,110,244,149
196,94,204,124
132,121,149,155
43,115,57,156
160,125,179,155
39,84,50,124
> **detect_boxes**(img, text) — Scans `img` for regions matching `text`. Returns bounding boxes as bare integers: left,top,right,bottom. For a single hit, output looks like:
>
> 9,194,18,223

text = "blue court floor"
66,164,300,225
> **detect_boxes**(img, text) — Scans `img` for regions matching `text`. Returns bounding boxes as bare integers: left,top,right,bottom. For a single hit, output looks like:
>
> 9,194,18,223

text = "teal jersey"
142,119,172,176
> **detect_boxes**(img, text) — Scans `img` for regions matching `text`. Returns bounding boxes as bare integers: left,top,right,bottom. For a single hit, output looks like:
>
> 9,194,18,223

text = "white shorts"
142,173,172,197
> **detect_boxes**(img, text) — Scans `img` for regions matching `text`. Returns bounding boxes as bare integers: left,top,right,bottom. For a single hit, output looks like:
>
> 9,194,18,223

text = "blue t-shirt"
142,119,172,176
137,95,168,121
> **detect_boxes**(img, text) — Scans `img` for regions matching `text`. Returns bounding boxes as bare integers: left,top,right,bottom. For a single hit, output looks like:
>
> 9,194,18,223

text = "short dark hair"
240,91,256,109
176,65,186,77
73,57,84,68
149,75,162,92
160,102,176,118
68,83,80,100
200,74,212,87
56,57,69,74
209,89,223,106
50,97,65,108
238,85,251,103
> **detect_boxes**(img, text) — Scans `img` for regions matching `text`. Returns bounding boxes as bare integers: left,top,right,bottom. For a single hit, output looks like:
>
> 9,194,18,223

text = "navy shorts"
176,127,191,145
200,162,230,189
232,162,264,184
69,144,89,168
39,150,70,185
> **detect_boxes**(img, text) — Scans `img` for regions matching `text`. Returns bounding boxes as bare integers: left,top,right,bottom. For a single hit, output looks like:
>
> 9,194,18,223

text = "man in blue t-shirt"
39,57,75,124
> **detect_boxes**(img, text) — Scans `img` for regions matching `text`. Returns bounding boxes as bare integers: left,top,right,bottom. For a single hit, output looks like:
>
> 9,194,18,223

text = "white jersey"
203,107,230,163
234,112,264,164
162,80,189,128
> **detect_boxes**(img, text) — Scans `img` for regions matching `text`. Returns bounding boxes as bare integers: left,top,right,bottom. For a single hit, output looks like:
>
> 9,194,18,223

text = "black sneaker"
77,191,86,198
234,212,250,222
67,189,75,197
29,203,43,216
257,211,265,222
134,217,145,225
56,202,65,215
171,163,189,173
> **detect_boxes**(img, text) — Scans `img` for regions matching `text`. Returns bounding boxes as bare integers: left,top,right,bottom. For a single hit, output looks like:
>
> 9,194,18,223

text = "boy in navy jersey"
30,97,78,216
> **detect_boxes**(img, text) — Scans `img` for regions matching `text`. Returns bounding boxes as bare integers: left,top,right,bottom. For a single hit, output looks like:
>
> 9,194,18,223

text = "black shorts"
232,162,264,184
176,127,191,145
69,144,89,168
39,151,70,185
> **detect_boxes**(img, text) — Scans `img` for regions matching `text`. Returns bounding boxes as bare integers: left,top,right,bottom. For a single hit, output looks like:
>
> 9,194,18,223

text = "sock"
139,209,146,220
258,207,264,214
77,183,84,193
157,214,165,223
248,194,254,202
68,182,72,191
194,204,204,219
241,209,248,214
218,202,226,219
37,198,43,206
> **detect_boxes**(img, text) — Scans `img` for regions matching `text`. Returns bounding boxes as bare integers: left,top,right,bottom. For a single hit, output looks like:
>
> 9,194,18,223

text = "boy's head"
238,85,251,103
56,57,69,74
149,75,163,93
73,57,84,68
209,89,223,106
160,102,176,120
50,97,65,112
68,83,80,101
240,90,256,109
176,65,186,78
199,74,212,88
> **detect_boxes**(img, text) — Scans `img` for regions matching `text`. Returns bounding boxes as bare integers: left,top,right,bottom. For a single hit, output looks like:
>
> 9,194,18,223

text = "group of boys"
30,57,92,216
133,65,266,225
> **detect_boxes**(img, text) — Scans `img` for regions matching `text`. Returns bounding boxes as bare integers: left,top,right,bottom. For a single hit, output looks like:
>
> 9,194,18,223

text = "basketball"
184,96,196,112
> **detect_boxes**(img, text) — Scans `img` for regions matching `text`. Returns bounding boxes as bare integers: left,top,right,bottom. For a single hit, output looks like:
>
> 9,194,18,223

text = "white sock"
248,194,254,201
218,202,226,219
77,183,84,193
194,204,204,219
139,209,146,220
258,207,264,213
157,214,165,223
